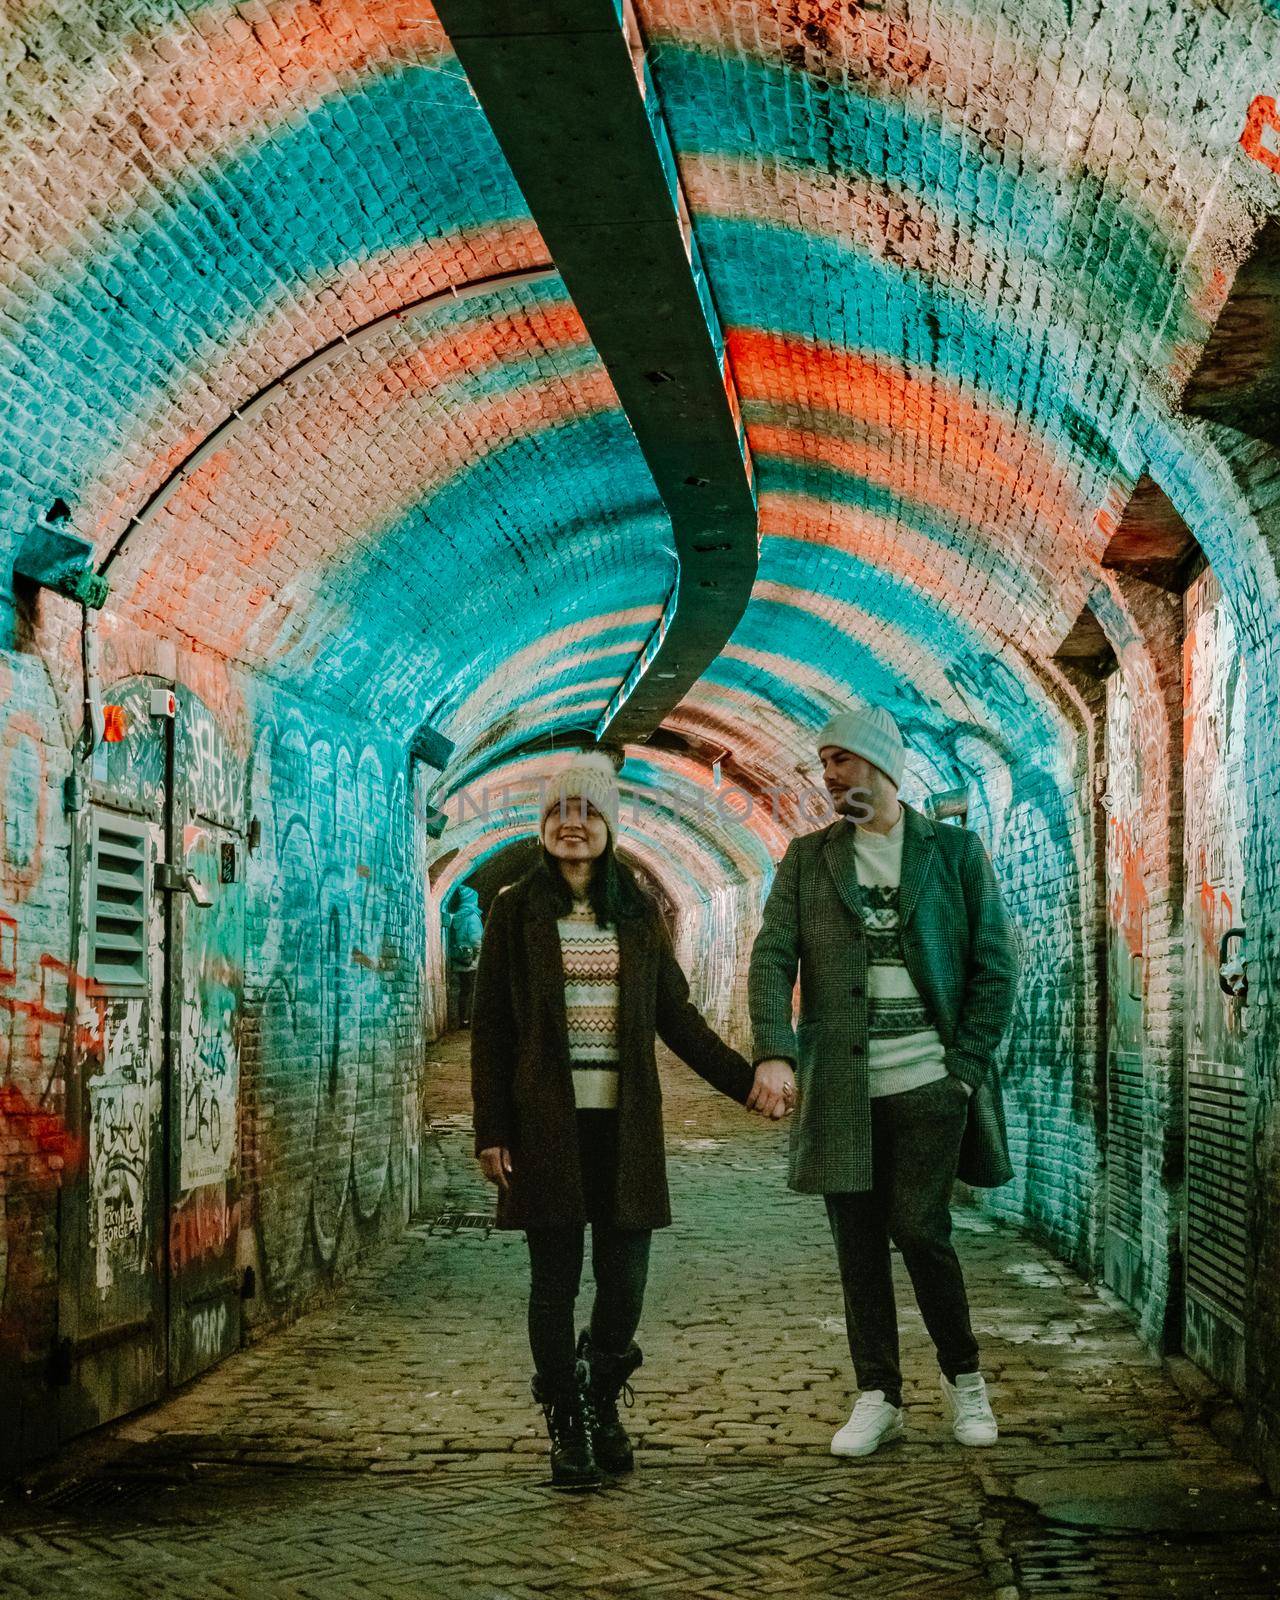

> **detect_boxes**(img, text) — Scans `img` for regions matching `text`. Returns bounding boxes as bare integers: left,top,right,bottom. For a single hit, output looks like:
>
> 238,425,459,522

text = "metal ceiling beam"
435,0,759,748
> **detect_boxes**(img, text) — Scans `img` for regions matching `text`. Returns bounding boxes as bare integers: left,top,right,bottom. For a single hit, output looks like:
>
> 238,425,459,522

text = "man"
448,885,484,1027
748,704,1019,1457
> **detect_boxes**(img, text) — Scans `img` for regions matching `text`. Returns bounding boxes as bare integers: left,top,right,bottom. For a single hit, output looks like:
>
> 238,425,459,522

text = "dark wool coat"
748,804,1020,1194
470,865,756,1230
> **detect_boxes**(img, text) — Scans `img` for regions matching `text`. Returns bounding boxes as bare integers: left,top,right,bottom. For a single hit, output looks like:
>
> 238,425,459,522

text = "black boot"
578,1330,643,1475
531,1360,604,1491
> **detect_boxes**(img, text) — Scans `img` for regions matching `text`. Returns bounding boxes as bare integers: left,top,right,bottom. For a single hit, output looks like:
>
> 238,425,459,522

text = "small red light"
102,705,128,743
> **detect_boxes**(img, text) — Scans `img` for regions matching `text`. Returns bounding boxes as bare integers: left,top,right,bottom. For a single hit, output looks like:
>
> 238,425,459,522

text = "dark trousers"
526,1110,652,1388
824,1076,980,1408
456,967,476,1026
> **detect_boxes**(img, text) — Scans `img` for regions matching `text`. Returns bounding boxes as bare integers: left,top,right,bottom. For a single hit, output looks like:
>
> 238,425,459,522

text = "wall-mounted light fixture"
924,787,969,826
408,718,455,773
12,501,109,609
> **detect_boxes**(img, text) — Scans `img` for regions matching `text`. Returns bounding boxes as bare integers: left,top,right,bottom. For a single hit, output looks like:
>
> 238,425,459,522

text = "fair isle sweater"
851,815,949,1098
557,900,621,1110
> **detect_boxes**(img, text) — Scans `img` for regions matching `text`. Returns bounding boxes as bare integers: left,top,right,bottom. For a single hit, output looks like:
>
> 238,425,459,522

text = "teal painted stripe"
757,458,1041,611
695,215,1145,487
1,63,529,543
651,43,1201,368
276,413,670,726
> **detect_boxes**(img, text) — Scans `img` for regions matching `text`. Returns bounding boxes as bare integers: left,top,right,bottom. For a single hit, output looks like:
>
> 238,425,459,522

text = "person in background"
748,705,1019,1458
447,885,484,1026
470,752,791,1490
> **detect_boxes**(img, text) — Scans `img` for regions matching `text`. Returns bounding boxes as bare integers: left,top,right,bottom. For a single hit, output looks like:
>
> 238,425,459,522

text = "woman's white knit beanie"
541,751,621,838
817,705,906,788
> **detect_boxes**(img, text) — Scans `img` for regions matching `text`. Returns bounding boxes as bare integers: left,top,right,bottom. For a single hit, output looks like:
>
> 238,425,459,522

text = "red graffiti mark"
0,908,15,984
1242,95,1280,175
1197,871,1235,964
1106,815,1148,957
169,1190,241,1273
0,1081,81,1169
0,954,109,1078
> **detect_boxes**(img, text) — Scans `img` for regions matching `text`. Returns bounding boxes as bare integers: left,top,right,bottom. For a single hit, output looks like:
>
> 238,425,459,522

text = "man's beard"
828,786,874,824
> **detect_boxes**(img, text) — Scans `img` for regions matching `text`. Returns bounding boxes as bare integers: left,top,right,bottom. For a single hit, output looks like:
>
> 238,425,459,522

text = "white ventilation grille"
89,810,149,992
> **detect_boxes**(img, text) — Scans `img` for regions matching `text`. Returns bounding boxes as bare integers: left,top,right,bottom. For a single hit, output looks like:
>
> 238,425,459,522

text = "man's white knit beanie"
541,751,620,838
817,705,905,789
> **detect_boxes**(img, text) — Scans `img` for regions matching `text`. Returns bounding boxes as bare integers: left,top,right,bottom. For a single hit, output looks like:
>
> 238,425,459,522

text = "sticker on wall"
179,827,242,1190
89,1076,147,1291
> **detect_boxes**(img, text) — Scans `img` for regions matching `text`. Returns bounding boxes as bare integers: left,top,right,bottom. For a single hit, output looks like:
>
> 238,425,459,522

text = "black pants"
824,1076,980,1408
525,1110,652,1389
456,967,476,1026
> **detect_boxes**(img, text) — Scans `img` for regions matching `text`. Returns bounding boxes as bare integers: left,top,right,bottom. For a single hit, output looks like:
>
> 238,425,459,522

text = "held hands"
747,1058,797,1120
478,1146,513,1192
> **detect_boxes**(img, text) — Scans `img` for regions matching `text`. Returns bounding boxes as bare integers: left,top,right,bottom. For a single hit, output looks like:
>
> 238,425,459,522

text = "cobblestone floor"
1,1033,1276,1598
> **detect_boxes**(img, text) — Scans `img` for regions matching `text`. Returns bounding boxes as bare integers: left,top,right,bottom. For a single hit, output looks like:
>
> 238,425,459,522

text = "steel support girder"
435,0,759,746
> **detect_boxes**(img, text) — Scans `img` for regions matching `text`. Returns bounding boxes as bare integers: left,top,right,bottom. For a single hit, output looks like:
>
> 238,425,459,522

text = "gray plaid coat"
748,804,1018,1194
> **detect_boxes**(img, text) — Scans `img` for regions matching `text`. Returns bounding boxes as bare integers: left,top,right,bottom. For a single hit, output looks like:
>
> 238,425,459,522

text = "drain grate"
425,1209,495,1236
36,1474,188,1513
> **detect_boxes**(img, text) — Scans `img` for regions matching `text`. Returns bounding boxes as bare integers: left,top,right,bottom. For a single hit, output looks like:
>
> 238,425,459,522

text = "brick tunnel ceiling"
4,0,1278,889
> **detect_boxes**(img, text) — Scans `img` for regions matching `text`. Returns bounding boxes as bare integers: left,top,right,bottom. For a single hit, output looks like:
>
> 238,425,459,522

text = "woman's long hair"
539,832,648,928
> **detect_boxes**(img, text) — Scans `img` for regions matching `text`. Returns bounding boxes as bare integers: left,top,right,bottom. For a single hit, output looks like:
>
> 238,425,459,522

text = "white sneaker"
941,1371,998,1446
830,1390,905,1457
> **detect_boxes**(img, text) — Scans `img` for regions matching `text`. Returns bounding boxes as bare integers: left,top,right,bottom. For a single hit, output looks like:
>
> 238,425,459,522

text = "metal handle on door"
1218,927,1247,1001
1128,950,1143,1002
154,862,213,908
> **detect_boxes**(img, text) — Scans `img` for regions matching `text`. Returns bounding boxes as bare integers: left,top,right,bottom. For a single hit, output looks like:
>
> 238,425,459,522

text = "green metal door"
167,695,246,1388
59,679,246,1438
60,680,168,1440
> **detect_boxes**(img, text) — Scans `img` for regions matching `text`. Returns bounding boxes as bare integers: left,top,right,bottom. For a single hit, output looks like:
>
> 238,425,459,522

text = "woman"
470,752,790,1489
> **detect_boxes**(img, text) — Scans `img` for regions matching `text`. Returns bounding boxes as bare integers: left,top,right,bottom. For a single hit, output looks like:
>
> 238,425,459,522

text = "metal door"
59,679,245,1436
1182,568,1250,1395
1102,669,1148,1309
168,696,245,1386
59,681,168,1438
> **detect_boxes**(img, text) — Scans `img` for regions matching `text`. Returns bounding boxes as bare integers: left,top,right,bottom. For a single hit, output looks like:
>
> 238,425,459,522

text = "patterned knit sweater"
850,815,949,1098
557,899,621,1110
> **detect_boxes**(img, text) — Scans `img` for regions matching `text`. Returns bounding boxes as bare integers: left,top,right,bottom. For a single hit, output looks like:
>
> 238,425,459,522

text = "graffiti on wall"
1242,95,1280,176
1184,570,1248,1047
1100,663,1152,1288
180,700,244,829
88,1003,151,1291
1104,671,1149,962
1181,568,1252,1391
0,656,71,1334
247,700,425,1296
188,1302,228,1364
998,785,1080,1083
170,1189,241,1274
179,824,242,1189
